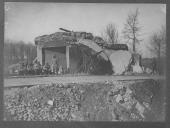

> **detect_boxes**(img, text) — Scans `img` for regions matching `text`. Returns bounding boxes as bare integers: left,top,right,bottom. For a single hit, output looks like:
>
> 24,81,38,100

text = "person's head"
53,55,56,58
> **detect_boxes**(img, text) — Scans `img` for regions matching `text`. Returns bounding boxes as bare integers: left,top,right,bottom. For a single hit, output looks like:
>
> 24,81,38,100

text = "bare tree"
123,9,142,53
149,25,166,58
4,40,37,66
102,23,119,44
148,25,166,74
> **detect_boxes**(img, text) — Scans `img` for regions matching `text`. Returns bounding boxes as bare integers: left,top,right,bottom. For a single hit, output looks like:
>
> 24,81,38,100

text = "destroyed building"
35,34,77,73
35,28,140,75
34,28,99,73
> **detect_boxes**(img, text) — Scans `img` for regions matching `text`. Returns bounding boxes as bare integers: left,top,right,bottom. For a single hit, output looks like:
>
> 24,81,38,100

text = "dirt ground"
4,79,165,121
4,75,165,87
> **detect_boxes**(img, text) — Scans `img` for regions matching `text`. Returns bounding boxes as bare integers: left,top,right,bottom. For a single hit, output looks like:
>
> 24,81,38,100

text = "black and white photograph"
3,3,166,121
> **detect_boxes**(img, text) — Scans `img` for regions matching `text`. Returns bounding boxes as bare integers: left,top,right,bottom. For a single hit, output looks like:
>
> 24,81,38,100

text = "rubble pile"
4,84,83,121
4,80,165,121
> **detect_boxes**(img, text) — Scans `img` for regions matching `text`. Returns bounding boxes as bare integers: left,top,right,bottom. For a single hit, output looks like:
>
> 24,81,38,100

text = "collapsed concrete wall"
77,39,109,61
77,39,135,75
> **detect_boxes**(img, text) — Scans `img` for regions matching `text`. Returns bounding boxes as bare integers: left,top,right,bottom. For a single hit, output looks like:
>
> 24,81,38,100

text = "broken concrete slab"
77,39,109,61
109,50,132,75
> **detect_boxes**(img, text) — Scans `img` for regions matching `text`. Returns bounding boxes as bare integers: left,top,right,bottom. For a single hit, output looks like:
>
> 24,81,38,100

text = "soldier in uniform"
30,63,34,75
22,62,27,75
19,62,24,75
43,62,51,75
26,63,31,75
33,61,41,75
26,63,34,75
33,61,38,75
152,58,157,74
37,61,42,75
58,65,63,75
51,55,58,74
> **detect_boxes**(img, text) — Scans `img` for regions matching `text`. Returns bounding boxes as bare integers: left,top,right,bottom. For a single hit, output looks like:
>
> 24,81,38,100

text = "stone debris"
132,63,143,73
47,100,53,106
96,107,113,121
145,68,152,74
135,102,145,118
4,80,163,121
126,87,133,95
143,102,151,110
116,94,123,103
71,111,84,121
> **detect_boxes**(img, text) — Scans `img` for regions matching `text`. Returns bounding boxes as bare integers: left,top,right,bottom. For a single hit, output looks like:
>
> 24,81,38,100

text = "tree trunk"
132,30,136,53
158,44,161,75
133,39,136,53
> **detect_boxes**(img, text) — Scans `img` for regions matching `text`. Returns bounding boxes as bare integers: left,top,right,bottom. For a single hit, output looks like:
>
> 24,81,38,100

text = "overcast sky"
5,3,166,57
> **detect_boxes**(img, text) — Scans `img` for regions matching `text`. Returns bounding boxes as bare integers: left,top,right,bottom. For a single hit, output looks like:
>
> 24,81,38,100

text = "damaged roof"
35,31,128,51
34,32,75,48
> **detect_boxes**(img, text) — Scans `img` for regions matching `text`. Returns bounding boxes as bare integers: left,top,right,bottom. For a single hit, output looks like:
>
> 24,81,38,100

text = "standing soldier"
58,65,63,75
26,63,31,75
29,63,34,75
33,61,40,75
152,58,157,74
33,61,38,75
23,62,27,75
37,61,42,75
19,62,24,75
51,55,58,74
43,62,51,75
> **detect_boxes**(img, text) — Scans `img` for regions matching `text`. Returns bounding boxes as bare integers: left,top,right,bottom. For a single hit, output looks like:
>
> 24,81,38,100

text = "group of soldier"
18,55,64,75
